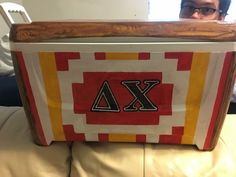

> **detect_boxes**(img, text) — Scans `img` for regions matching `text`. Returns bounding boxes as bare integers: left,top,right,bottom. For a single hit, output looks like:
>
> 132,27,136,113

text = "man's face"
179,0,224,20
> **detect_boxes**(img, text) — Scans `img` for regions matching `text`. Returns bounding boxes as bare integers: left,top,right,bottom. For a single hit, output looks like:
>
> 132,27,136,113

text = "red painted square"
165,52,193,71
95,52,106,60
55,52,80,71
98,134,109,141
139,52,150,60
136,135,146,142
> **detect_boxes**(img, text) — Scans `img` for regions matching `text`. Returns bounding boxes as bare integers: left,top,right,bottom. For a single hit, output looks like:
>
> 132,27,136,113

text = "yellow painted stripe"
106,52,138,60
109,134,136,142
181,53,210,144
39,52,65,140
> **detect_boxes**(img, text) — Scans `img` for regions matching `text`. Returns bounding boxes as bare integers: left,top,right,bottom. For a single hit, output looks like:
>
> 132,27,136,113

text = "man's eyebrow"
181,0,195,4
202,2,217,6
181,0,195,6
181,1,216,7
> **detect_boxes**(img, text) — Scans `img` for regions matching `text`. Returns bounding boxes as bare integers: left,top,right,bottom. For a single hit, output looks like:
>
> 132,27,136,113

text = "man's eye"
182,5,195,11
201,7,215,14
185,6,195,10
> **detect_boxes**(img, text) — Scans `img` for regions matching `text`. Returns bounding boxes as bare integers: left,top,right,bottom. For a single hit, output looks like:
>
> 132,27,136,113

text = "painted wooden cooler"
10,21,236,150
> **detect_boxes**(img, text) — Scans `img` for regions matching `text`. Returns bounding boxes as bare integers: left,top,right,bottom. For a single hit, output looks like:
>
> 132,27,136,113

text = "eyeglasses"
180,5,223,17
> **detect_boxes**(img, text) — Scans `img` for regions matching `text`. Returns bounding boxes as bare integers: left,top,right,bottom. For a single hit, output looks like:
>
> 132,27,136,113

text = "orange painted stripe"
39,52,65,140
106,52,139,60
109,134,136,142
181,53,210,144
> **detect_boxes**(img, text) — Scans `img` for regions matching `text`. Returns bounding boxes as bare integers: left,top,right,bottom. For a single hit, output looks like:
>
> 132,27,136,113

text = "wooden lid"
10,20,236,42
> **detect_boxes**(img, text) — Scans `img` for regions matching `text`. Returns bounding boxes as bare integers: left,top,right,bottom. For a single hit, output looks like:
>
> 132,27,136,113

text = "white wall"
0,0,21,4
22,0,149,21
225,0,236,21
0,0,22,37
1,0,148,37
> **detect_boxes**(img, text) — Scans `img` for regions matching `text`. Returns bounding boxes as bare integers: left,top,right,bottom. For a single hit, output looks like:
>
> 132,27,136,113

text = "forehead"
182,0,220,7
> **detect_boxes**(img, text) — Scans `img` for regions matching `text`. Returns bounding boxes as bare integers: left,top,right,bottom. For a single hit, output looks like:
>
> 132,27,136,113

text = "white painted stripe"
146,134,159,143
23,52,54,144
11,42,236,53
193,52,225,149
85,133,99,141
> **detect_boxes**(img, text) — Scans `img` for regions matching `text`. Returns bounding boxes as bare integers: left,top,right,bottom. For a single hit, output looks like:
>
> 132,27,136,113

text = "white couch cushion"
71,115,236,177
0,106,71,177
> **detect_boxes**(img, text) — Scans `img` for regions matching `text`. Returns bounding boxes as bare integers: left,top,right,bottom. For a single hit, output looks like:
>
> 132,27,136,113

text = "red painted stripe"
136,134,146,142
203,52,232,149
159,135,182,144
98,134,109,141
172,126,184,135
55,52,80,71
16,51,47,145
138,52,150,60
95,52,106,60
63,125,85,141
165,52,193,71
159,126,184,144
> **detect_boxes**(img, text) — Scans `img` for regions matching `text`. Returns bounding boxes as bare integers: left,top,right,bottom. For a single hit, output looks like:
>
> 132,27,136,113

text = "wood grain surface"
11,51,43,145
10,20,236,42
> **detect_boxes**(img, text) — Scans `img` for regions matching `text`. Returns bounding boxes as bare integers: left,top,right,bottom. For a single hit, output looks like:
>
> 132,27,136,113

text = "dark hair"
219,0,231,16
180,0,231,16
